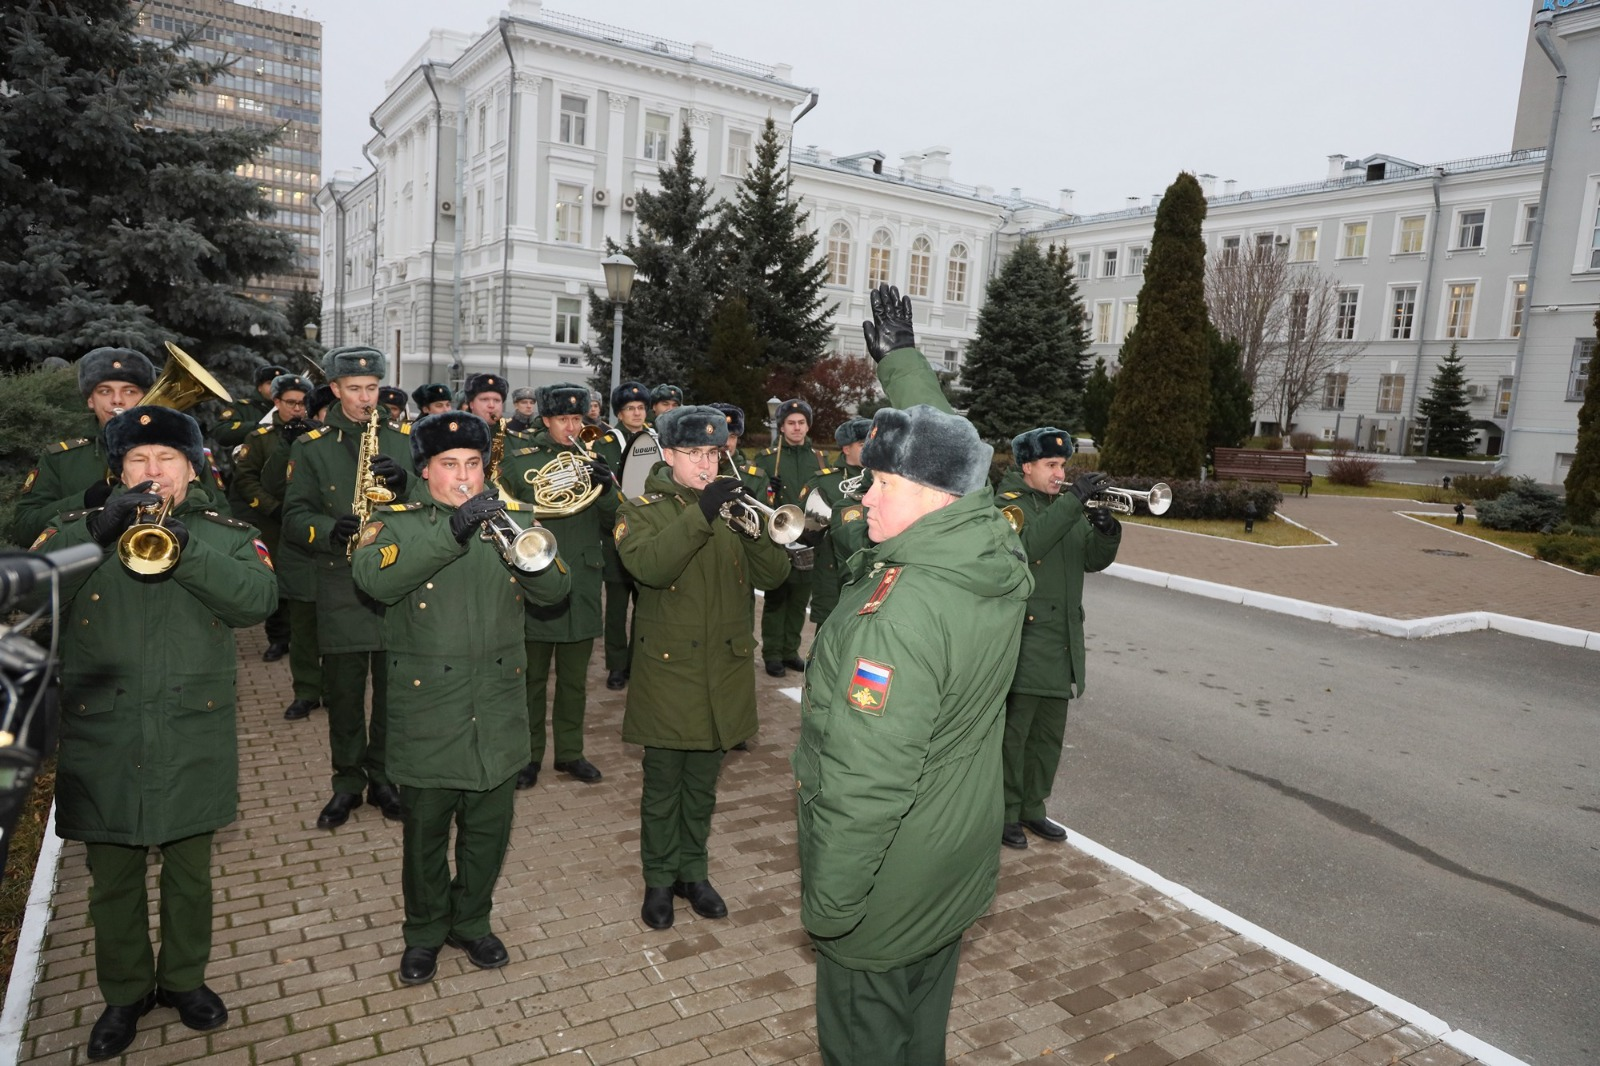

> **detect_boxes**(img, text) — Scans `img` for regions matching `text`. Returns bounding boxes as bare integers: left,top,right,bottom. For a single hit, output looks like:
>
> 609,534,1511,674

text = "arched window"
826,221,852,286
946,243,969,303
868,229,894,289
908,236,933,298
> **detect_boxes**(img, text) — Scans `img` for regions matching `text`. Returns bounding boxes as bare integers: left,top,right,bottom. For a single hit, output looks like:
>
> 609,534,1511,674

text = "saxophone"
347,406,394,560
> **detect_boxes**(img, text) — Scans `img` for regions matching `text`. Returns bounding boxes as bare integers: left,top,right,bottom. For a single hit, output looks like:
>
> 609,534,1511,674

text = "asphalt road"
1059,577,1598,1065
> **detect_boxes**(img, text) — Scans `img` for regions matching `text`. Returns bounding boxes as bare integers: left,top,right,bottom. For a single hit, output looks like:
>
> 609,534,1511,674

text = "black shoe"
764,660,785,677
398,946,438,985
155,984,227,1032
672,879,728,919
782,657,806,672
86,992,155,1060
606,669,628,690
1022,817,1067,842
445,932,509,970
283,698,319,721
262,642,290,662
731,741,749,752
368,783,403,820
315,791,363,830
641,886,674,929
515,763,540,789
553,758,602,783
1001,822,1028,850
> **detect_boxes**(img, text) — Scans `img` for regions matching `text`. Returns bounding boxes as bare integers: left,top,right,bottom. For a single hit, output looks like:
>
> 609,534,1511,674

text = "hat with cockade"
512,386,538,403
650,384,684,407
254,364,289,387
270,374,314,400
410,412,493,473
834,417,872,448
322,346,387,381
774,398,813,426
1011,427,1076,465
308,384,335,418
708,403,745,438
656,405,728,449
463,373,507,400
861,405,992,497
77,347,157,397
537,382,588,418
103,406,206,476
612,380,649,412
411,382,452,408
379,385,408,412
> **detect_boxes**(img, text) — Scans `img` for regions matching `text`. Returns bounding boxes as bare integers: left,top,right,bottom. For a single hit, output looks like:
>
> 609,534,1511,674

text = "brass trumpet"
118,496,181,575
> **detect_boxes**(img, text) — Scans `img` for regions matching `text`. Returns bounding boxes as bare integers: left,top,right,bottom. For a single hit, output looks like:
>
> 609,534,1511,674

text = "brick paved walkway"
16,499,1520,1064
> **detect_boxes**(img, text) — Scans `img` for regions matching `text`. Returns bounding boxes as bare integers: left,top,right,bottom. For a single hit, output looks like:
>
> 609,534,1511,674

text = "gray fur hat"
410,412,492,473
774,398,813,425
650,383,684,407
103,406,206,476
538,382,588,418
834,417,873,448
322,345,387,381
656,405,729,449
270,373,314,400
511,386,538,403
77,347,157,397
1011,426,1076,465
861,405,992,497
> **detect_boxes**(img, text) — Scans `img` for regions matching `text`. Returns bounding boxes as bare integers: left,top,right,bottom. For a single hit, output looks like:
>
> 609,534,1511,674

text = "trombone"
118,496,181,575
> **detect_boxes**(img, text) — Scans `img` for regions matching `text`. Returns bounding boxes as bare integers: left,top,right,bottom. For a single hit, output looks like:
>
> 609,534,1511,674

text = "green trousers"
760,567,814,661
639,747,724,887
287,598,322,702
399,776,517,947
603,578,633,671
84,833,215,1005
815,937,963,1066
322,650,389,794
1002,693,1070,823
526,638,592,764
265,596,290,644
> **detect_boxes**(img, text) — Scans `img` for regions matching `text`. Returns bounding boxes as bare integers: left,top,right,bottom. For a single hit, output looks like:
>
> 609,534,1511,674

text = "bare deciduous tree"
1204,243,1291,392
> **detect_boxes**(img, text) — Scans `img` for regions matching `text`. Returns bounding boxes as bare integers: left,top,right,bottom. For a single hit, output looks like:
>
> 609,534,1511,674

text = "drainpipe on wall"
497,19,518,380
328,185,348,346
450,85,467,392
422,64,444,382
782,90,818,195
364,118,384,366
1404,166,1445,453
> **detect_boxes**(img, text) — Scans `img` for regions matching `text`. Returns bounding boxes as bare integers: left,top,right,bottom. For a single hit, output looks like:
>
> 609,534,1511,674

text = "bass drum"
618,428,662,498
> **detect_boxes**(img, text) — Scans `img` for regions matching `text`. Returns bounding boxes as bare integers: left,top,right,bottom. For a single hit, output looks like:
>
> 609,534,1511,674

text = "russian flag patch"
846,658,893,716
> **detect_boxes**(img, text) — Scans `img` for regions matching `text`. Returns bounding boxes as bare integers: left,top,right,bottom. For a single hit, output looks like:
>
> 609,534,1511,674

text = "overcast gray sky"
304,0,1539,215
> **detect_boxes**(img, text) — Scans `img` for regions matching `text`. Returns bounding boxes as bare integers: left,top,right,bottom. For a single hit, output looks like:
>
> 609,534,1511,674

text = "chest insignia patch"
841,505,864,524
21,469,37,494
254,539,274,570
30,528,56,550
359,521,383,548
614,516,628,541
285,459,295,482
857,565,902,615
378,543,399,569
847,658,893,716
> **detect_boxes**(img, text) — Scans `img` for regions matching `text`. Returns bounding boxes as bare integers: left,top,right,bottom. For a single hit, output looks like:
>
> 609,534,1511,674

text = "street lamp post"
600,253,637,415
766,395,782,445
525,343,534,390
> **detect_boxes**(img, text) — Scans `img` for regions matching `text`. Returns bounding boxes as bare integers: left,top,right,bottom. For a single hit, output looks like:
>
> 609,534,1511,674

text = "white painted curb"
0,801,63,1062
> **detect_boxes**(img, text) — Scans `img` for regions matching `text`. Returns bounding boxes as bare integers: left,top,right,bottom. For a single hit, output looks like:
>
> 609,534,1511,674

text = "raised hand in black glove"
83,477,115,510
368,453,408,495
331,513,363,546
698,478,745,525
586,458,615,487
860,283,916,362
86,482,161,547
1087,507,1120,536
449,490,504,544
1068,471,1108,505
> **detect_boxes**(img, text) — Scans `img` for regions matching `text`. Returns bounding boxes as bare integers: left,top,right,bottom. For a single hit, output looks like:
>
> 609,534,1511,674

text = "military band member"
585,390,603,425
10,347,156,547
796,284,1031,1065
800,418,872,630
602,380,651,688
615,406,790,929
211,364,288,449
308,383,335,421
501,383,619,787
461,373,508,423
647,383,683,425
282,346,413,829
753,399,823,676
412,382,454,417
35,406,277,1059
228,373,314,662
707,404,768,498
507,386,538,433
996,429,1119,849
352,413,570,984
379,385,409,424
259,396,325,721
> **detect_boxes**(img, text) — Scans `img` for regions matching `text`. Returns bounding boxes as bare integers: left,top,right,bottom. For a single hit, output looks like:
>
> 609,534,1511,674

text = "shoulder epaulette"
56,438,92,452
744,465,762,476
59,507,96,521
503,499,533,512
509,446,538,457
250,424,273,437
387,420,411,435
218,408,237,421
378,501,422,512
999,491,1022,500
817,466,836,476
633,492,667,505
602,432,617,444
303,427,328,442
200,510,251,530
760,447,776,456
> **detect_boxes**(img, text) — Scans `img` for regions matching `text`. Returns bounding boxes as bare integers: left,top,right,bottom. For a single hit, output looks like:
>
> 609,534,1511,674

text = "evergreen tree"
0,0,296,377
1206,326,1254,454
1099,173,1211,477
724,118,832,377
1044,242,1091,410
1082,357,1115,447
586,125,725,392
693,296,767,422
1563,312,1600,526
1417,344,1477,456
960,240,1083,442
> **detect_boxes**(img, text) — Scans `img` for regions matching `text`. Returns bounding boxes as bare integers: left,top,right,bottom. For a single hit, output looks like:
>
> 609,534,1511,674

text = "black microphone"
0,543,104,609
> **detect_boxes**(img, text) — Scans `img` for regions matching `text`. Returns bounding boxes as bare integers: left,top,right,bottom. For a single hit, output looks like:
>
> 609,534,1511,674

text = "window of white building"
1119,300,1138,341
1454,208,1486,250
559,94,587,146
1377,374,1405,413
725,128,752,176
1292,226,1318,262
1219,235,1241,263
868,229,893,289
1101,248,1118,277
1519,202,1538,245
1507,278,1528,339
1390,286,1417,340
1443,281,1476,339
1496,376,1514,417
1075,251,1091,280
555,183,584,243
1335,289,1359,340
1397,215,1427,255
1340,221,1367,259
1094,301,1113,343
826,222,851,286
643,112,670,161
1570,339,1593,401
1288,290,1310,342
946,244,969,303
554,297,583,345
908,237,932,298
1322,373,1347,410
1127,245,1146,276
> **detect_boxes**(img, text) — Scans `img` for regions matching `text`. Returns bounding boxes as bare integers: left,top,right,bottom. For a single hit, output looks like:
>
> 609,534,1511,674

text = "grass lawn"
1408,514,1545,555
1307,476,1454,501
0,759,54,988
1123,513,1329,546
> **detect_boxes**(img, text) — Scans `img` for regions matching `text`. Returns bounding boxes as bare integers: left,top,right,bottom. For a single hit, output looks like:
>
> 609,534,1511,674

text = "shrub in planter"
1533,531,1600,574
1452,473,1513,502
1475,477,1565,532
1113,475,1280,521
1326,452,1380,486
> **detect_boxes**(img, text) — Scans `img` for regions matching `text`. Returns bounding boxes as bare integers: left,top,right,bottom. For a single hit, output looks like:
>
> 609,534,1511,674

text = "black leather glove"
163,517,190,550
368,453,408,495
450,490,504,544
587,458,615,487
1087,507,1119,536
330,513,362,546
861,283,916,362
766,477,782,503
86,482,161,547
1068,471,1108,505
281,417,315,445
82,477,115,509
698,478,745,524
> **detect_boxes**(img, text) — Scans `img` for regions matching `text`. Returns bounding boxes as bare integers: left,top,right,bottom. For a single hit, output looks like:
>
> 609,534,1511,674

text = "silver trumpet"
703,464,806,545
482,510,560,571
1084,481,1172,516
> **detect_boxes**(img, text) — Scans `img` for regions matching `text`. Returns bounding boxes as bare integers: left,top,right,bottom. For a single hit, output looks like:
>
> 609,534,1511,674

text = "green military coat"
227,414,289,547
280,407,413,653
259,428,314,601
211,395,273,449
995,469,1121,698
799,465,870,626
752,441,823,508
38,486,278,845
351,491,570,791
615,467,791,750
501,429,620,642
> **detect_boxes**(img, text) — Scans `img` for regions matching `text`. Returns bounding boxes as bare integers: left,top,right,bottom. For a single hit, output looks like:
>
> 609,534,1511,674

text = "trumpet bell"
483,512,558,572
147,341,234,411
766,504,805,546
1144,483,1172,516
117,497,181,575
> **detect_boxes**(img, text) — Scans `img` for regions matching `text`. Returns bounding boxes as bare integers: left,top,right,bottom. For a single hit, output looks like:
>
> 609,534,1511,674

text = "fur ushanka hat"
860,405,991,497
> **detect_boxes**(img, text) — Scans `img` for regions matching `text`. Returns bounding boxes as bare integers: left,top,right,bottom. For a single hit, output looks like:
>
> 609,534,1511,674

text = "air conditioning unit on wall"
439,199,455,217
592,188,610,206
622,194,637,212
1467,384,1490,400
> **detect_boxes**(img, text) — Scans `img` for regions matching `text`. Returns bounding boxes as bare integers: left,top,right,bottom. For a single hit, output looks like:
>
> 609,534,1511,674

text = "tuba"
147,341,235,411
347,407,394,560
118,496,181,575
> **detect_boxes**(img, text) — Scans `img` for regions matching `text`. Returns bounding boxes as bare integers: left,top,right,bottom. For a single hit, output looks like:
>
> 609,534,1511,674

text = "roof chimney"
920,146,951,181
1198,173,1217,197
1327,153,1348,181
1059,188,1075,213
692,40,713,62
1127,197,1141,208
900,152,923,179
1223,179,1237,197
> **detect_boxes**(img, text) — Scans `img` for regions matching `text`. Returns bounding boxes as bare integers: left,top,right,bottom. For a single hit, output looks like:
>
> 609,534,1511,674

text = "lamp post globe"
601,254,637,413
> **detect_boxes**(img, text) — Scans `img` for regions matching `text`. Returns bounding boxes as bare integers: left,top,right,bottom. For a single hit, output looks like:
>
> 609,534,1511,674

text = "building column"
687,108,711,182
604,92,628,246
512,72,540,242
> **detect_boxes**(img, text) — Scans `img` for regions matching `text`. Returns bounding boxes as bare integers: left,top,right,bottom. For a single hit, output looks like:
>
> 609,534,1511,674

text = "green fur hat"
103,406,206,476
77,347,157,397
656,405,729,449
834,417,873,448
1011,427,1076,465
322,346,387,381
861,405,991,497
538,382,588,418
270,374,313,400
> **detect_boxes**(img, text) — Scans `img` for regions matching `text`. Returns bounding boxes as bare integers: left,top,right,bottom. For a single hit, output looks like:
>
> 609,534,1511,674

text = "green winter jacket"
227,414,289,548
40,485,278,844
351,489,570,790
996,469,1120,698
615,466,791,750
800,465,870,626
259,430,314,602
752,441,823,508
211,395,274,448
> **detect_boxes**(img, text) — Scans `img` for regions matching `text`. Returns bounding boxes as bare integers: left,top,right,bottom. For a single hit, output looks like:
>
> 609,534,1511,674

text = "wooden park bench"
1212,447,1313,497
